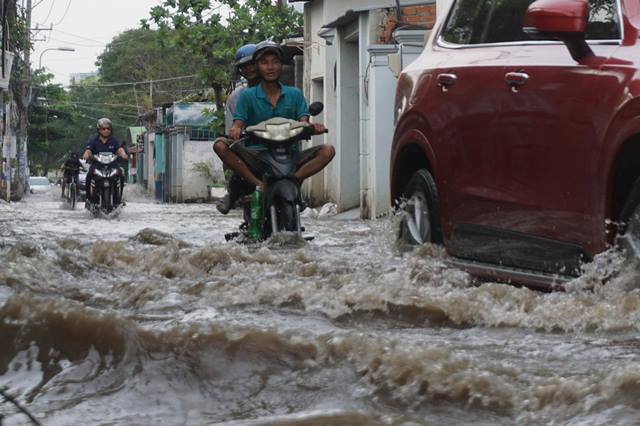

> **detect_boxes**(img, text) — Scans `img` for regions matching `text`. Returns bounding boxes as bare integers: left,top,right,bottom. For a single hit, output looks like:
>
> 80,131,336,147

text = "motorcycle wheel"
101,186,112,213
69,183,77,210
275,198,299,232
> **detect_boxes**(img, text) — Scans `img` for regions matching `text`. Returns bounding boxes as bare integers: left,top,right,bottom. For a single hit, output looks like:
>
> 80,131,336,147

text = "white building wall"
303,0,432,217
301,0,335,205
335,20,361,211
366,45,398,217
436,0,452,19
182,140,219,202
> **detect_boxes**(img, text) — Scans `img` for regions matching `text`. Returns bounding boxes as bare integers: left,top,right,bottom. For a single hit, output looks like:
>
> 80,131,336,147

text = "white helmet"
96,117,113,131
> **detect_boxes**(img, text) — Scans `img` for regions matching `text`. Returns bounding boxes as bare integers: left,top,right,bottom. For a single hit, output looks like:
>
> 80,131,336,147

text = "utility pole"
16,0,32,195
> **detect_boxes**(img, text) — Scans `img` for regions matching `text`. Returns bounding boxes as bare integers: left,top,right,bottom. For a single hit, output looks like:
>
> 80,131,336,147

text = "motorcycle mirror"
309,102,324,117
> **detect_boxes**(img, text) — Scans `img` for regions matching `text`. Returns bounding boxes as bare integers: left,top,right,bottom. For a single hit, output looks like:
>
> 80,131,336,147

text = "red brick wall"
379,5,437,44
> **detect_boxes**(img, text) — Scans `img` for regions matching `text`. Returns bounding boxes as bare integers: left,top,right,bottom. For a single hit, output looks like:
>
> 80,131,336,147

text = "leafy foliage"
145,0,303,113
27,2,303,173
28,71,81,175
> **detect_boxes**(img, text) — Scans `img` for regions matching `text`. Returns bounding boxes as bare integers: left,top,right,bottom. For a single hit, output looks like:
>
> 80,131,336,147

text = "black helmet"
253,40,283,63
70,152,78,159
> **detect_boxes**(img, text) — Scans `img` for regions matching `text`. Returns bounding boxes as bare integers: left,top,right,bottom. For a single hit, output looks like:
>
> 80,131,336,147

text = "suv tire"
398,169,442,247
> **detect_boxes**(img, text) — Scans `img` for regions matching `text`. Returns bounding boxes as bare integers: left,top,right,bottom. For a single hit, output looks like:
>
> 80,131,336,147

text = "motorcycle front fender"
267,179,298,205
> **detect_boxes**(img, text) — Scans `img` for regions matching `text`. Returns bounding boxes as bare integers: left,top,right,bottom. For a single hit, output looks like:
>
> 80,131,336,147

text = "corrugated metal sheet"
127,126,146,146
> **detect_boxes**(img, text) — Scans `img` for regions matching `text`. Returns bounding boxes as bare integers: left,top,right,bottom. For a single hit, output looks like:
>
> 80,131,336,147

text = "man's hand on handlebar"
228,127,243,140
312,123,327,135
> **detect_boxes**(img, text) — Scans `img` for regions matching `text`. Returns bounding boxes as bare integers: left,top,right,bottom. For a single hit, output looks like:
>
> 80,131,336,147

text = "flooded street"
2,189,640,425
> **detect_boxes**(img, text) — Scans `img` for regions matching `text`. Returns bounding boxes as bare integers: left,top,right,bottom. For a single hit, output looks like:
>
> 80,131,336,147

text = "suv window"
441,0,620,45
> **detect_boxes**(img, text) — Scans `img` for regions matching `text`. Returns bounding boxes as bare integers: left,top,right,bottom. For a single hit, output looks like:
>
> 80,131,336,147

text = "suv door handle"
437,73,457,91
505,71,529,92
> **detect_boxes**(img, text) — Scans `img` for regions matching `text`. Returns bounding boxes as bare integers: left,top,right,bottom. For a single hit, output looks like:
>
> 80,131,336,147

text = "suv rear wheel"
398,169,442,247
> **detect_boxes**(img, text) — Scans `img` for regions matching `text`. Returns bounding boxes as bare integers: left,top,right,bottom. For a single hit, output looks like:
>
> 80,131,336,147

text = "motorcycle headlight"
95,153,117,164
109,169,119,177
253,122,305,141
94,169,105,177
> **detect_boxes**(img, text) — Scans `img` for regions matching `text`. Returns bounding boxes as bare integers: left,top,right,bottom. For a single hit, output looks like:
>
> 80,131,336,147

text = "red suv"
391,0,640,289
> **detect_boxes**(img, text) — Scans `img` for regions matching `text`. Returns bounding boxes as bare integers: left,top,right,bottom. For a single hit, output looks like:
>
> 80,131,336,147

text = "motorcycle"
62,173,79,209
85,152,124,217
225,102,326,243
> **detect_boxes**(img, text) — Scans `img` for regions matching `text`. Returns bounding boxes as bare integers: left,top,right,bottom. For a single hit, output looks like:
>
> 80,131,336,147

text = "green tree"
28,70,80,175
145,0,302,120
63,27,204,149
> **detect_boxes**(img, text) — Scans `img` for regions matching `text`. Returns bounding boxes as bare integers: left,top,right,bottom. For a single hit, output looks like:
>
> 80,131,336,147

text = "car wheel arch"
391,128,438,206
610,134,640,229
596,98,640,230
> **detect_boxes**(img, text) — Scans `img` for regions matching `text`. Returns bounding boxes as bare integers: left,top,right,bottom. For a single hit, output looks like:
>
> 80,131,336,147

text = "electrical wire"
70,74,199,88
52,28,110,45
37,0,56,26
47,36,104,47
70,101,140,108
52,0,72,26
72,104,139,118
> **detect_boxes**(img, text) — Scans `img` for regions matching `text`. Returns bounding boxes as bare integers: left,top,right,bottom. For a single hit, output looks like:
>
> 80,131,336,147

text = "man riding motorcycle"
216,43,261,214
82,118,128,204
60,151,82,198
213,40,335,212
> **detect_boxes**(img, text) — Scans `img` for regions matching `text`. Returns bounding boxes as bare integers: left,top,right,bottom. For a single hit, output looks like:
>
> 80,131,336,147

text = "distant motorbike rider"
82,118,128,203
213,40,334,211
216,43,260,214
60,151,82,198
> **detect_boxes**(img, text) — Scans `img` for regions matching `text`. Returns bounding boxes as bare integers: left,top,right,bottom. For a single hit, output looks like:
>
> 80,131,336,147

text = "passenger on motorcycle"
216,43,261,214
213,40,335,212
82,118,128,203
60,151,82,198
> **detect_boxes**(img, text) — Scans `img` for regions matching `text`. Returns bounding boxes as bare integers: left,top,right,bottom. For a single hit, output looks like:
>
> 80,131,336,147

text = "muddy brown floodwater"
1,189,640,425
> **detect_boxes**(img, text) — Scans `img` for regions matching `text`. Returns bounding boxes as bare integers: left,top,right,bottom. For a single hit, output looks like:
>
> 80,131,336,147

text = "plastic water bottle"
248,185,263,240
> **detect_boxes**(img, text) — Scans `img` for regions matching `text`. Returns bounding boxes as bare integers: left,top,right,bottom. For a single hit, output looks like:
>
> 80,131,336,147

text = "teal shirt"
234,82,309,149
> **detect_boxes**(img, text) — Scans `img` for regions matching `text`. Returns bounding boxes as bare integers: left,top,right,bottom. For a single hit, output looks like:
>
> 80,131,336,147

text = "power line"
69,74,199,88
53,28,110,45
70,101,140,109
71,103,139,118
37,0,56,26
47,36,104,47
52,0,71,26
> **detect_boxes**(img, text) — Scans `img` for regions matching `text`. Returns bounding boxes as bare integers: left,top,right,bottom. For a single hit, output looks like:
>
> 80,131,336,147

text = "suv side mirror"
309,102,324,117
523,0,593,62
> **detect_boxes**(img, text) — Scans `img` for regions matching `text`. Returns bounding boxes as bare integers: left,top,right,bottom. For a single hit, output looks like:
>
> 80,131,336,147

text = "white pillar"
364,45,399,218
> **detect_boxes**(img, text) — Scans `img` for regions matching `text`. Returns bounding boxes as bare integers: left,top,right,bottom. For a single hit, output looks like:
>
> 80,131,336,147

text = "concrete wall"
302,0,432,217
364,44,398,218
182,140,220,202
301,0,335,206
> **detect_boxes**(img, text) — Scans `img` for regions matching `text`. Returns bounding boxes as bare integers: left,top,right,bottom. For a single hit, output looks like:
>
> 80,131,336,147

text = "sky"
30,0,303,87
30,0,172,86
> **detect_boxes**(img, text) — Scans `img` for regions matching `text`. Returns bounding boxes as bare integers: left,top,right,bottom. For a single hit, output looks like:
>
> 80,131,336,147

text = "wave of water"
2,198,640,425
